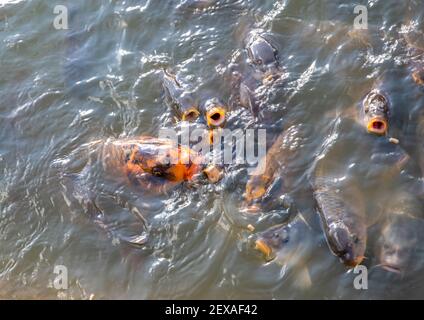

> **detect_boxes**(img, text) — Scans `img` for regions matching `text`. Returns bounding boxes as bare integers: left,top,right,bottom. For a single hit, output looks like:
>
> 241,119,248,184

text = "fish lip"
254,239,275,261
328,227,365,267
206,106,226,127
181,108,200,122
376,263,403,275
367,117,388,135
342,255,365,268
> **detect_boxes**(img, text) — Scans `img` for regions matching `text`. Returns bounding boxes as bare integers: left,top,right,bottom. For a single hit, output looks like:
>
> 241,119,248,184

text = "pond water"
1,0,424,299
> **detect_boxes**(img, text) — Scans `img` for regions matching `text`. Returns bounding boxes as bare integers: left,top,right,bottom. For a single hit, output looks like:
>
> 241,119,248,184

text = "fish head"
328,223,366,268
169,93,201,123
253,220,306,262
203,97,227,128
376,216,419,276
362,89,390,136
162,70,200,122
246,33,279,77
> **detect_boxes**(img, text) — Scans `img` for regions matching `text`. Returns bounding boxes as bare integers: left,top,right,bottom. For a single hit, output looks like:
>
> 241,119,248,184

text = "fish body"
313,160,367,268
245,124,307,205
97,137,219,194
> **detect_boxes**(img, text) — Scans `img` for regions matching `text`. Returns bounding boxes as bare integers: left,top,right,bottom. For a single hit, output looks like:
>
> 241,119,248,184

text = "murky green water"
1,0,424,299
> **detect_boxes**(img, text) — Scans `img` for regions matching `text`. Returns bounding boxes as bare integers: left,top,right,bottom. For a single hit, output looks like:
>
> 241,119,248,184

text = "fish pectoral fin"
118,233,149,247
293,266,312,290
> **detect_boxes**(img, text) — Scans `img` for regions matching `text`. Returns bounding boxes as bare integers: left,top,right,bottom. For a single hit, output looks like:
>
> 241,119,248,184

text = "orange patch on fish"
344,255,365,268
125,142,202,183
255,239,272,259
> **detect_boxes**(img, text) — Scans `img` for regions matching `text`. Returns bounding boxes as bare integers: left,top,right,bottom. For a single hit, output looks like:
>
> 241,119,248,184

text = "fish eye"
364,104,370,114
352,235,359,244
255,58,263,65
273,230,289,244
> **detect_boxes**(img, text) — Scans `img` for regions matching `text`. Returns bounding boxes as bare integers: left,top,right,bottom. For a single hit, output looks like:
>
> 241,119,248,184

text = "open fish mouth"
206,106,226,127
367,117,388,135
181,108,200,122
380,264,402,275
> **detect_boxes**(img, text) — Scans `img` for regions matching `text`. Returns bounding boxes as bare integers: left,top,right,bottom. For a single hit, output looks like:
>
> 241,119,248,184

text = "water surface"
1,0,424,299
